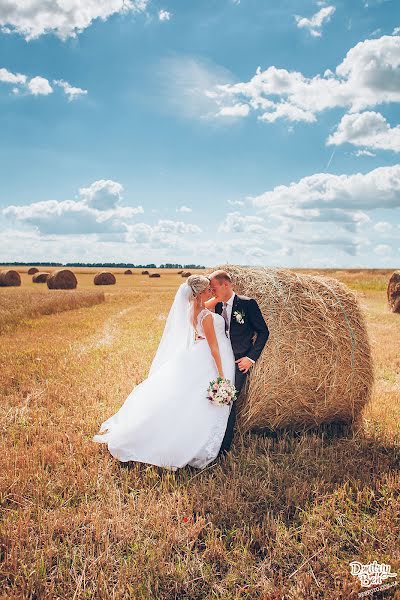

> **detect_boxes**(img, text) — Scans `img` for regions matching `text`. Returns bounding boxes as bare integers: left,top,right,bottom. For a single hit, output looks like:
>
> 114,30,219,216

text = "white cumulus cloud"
207,35,400,124
294,5,336,37
374,221,393,233
0,179,206,258
327,111,400,152
0,0,149,41
374,244,392,255
53,79,88,101
2,179,143,235
218,212,267,234
0,67,87,100
158,9,171,21
0,67,26,85
27,76,53,96
217,103,250,117
78,180,124,210
251,164,400,213
354,149,376,157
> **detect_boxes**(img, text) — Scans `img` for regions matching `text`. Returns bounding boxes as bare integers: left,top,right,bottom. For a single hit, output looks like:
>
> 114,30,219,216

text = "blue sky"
0,0,399,267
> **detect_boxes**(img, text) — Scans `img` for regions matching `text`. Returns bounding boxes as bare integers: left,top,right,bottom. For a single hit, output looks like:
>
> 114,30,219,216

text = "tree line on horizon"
0,262,206,269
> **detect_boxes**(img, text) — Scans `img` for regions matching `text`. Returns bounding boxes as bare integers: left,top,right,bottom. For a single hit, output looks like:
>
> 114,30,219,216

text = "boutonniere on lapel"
233,309,245,324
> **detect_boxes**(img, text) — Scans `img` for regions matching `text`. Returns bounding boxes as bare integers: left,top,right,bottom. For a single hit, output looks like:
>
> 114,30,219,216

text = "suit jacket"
215,294,269,362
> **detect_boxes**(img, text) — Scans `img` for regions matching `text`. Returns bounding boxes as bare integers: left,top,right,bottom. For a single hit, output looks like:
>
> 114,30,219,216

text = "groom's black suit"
215,294,269,455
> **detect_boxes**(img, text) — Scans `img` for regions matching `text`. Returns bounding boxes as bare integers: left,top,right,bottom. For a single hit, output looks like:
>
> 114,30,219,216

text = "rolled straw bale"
141,270,149,275
149,273,161,278
181,271,191,278
47,269,77,290
32,272,50,283
387,271,400,313
124,269,133,275
0,269,21,287
177,270,183,274
28,267,39,275
214,264,374,432
94,271,116,285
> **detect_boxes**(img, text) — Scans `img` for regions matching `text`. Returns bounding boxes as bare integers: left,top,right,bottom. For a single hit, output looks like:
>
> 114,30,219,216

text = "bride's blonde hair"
187,274,210,300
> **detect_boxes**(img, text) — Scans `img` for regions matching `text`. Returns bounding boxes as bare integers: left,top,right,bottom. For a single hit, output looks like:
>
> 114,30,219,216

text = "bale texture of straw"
0,270,21,287
214,264,374,432
28,267,39,275
47,269,77,290
32,272,50,283
141,270,149,275
387,271,400,313
124,269,133,275
181,271,191,278
94,272,116,285
149,273,161,278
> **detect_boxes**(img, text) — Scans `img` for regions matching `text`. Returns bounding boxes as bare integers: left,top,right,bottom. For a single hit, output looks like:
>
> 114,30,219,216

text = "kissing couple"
93,270,270,471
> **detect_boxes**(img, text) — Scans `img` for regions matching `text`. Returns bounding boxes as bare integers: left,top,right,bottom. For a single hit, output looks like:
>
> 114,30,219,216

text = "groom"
208,270,270,457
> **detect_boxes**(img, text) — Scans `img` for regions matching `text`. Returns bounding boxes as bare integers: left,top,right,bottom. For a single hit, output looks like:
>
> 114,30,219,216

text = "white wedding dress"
92,284,236,471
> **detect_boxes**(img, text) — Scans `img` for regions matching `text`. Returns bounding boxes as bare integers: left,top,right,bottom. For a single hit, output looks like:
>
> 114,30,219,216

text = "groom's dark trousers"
216,294,269,456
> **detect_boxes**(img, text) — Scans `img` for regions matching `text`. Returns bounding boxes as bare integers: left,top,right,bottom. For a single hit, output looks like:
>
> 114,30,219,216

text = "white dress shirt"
224,292,235,327
223,292,255,364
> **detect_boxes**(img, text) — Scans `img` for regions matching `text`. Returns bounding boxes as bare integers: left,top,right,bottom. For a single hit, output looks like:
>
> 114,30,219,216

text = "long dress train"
92,308,236,470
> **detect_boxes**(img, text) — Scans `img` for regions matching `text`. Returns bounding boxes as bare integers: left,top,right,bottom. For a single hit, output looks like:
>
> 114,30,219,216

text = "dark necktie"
222,302,229,336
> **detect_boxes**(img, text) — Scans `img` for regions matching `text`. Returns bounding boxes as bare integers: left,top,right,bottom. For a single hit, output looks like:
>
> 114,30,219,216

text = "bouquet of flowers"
207,377,237,406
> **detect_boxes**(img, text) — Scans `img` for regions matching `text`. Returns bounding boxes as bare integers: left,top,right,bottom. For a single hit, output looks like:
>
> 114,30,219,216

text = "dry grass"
0,289,106,334
0,268,399,599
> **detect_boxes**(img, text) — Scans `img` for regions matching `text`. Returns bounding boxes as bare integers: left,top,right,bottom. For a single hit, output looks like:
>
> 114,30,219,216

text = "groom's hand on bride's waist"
235,357,255,373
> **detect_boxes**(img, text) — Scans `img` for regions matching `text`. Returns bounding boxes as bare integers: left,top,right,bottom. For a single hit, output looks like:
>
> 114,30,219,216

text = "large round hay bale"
32,271,50,283
124,269,133,275
0,269,21,287
94,271,116,285
387,271,400,313
214,265,374,432
181,271,191,278
141,270,149,275
47,269,77,290
28,267,39,275
149,273,161,278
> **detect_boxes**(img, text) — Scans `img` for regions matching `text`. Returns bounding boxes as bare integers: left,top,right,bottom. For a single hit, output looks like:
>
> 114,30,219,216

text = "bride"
92,275,236,471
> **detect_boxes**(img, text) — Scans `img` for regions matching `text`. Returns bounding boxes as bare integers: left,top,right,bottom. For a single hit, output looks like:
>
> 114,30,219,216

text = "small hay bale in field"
181,271,191,278
28,267,39,275
214,264,374,432
94,271,116,285
0,269,21,287
387,271,400,313
149,273,161,278
141,270,149,275
177,270,183,274
124,269,133,275
47,269,77,290
32,272,50,283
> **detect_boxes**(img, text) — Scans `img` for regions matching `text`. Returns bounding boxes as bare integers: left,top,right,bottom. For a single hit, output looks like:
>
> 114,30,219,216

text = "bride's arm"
204,297,219,311
202,314,224,379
